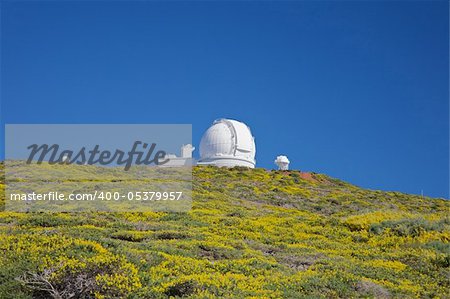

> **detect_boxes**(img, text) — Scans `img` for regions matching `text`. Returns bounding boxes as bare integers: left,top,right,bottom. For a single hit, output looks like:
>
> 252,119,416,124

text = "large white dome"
198,119,256,168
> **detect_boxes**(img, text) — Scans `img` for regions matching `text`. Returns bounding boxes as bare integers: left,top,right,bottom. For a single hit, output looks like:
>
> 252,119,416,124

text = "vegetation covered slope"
0,165,448,298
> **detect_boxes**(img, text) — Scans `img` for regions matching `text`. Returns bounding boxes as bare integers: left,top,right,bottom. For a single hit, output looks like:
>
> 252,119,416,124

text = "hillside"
0,165,449,298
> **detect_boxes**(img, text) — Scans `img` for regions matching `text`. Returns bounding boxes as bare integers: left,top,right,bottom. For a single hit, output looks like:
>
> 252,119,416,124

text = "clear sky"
1,1,448,198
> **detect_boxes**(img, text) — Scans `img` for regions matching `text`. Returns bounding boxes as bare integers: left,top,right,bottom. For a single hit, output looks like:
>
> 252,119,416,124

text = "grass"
0,163,448,298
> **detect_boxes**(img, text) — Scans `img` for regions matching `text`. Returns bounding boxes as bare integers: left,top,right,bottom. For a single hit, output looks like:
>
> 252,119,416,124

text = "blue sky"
1,1,448,198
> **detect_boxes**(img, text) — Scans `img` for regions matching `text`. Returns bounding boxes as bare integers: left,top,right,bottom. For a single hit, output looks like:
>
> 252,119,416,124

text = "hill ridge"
0,164,448,298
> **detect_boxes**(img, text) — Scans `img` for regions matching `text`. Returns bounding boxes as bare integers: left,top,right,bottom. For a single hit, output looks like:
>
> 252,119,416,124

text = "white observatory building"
197,119,256,168
159,144,195,167
275,155,290,170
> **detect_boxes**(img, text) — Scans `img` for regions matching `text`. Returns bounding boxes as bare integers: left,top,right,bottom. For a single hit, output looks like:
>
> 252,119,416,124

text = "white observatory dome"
198,119,256,168
275,155,290,170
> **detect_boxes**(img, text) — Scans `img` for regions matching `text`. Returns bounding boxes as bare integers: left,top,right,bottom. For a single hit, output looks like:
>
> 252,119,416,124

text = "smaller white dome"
275,155,290,170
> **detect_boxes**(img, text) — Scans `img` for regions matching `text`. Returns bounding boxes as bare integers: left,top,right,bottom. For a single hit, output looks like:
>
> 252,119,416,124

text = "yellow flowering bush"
0,234,141,298
0,164,448,298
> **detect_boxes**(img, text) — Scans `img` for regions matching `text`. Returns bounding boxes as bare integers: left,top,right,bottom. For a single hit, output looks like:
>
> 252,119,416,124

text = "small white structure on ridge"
197,118,256,168
275,155,290,170
181,144,195,158
159,144,195,167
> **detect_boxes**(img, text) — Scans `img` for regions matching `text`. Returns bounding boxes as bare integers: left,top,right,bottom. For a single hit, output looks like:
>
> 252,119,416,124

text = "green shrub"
369,218,443,237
